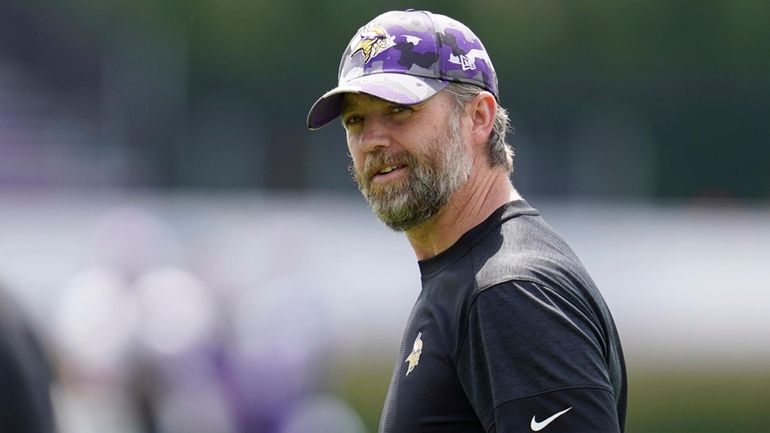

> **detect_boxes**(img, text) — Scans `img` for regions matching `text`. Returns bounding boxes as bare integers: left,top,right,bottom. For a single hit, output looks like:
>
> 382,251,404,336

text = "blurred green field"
325,354,770,433
627,366,770,433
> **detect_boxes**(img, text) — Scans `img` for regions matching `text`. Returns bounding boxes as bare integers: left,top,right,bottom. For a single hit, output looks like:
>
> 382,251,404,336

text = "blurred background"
0,0,768,432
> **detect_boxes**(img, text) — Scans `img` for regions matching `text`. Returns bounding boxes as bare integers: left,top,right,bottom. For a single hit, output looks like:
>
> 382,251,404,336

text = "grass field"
627,367,770,433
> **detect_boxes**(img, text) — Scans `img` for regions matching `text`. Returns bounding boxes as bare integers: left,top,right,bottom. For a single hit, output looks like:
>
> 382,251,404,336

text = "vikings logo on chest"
404,331,423,376
351,26,393,63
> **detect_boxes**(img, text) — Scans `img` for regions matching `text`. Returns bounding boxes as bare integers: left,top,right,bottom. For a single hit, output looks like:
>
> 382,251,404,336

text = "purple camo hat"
307,9,498,130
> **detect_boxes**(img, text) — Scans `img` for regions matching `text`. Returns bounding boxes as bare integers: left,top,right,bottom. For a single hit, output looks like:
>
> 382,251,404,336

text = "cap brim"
306,73,449,130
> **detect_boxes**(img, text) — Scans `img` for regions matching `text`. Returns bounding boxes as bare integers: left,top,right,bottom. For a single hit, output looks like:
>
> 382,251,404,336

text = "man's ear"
468,91,496,147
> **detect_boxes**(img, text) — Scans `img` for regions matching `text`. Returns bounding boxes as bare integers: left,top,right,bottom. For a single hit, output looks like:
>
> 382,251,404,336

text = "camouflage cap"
307,9,498,130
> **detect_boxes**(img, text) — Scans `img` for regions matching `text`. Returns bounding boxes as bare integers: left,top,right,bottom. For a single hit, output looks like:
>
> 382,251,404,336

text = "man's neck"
405,170,520,261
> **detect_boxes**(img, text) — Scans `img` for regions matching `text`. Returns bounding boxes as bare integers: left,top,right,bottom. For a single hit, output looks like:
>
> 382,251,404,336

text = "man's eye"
390,105,412,114
344,116,362,125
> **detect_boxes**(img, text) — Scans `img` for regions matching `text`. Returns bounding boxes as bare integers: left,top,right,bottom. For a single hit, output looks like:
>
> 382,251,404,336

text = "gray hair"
443,83,514,172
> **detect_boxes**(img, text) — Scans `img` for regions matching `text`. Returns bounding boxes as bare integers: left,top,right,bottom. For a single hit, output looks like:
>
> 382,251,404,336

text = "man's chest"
379,294,484,433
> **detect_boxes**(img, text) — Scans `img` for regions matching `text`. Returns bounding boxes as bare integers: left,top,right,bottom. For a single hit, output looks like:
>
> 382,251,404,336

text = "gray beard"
352,113,472,232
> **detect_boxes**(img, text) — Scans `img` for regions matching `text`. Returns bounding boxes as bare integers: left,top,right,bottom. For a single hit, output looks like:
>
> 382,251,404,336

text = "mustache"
354,150,416,181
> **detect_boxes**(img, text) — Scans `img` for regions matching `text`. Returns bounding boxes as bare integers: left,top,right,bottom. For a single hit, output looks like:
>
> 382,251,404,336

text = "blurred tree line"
2,0,768,199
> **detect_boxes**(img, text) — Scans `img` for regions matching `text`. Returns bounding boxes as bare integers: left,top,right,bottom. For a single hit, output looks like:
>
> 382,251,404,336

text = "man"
307,9,627,433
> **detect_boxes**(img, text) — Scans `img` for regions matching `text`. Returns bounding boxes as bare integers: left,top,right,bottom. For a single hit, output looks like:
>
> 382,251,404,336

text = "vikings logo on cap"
351,27,393,63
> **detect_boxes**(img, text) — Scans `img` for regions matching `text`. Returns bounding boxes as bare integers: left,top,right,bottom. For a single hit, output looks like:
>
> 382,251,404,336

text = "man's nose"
359,117,391,153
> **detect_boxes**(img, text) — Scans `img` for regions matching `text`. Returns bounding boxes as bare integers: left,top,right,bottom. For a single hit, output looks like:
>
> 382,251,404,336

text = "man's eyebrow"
340,104,357,115
341,97,366,115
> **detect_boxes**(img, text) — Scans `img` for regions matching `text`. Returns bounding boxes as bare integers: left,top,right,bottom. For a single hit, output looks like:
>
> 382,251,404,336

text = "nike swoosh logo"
530,407,572,431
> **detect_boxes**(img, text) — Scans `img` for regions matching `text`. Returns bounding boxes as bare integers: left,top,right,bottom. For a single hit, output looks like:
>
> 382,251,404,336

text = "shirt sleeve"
456,280,621,433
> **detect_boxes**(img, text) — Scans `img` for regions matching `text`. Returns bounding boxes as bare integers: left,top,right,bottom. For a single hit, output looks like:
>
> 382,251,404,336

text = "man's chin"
376,212,417,232
371,200,439,233
369,197,414,232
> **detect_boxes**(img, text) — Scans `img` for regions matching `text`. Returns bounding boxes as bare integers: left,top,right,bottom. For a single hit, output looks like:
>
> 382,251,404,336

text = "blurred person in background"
307,9,626,433
0,286,56,433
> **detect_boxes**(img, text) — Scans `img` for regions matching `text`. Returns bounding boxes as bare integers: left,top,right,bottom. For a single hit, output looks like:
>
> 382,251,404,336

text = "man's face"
341,91,472,231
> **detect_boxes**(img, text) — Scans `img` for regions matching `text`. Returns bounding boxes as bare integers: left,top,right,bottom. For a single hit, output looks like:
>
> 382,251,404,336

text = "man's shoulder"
419,200,597,323
470,209,596,297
